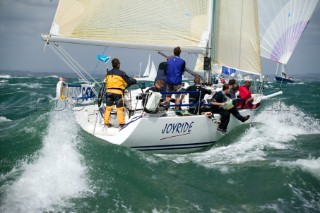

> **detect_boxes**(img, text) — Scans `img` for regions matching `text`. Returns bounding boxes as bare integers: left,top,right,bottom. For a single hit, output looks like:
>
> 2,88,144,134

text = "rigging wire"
50,44,89,82
57,44,101,86
48,43,100,97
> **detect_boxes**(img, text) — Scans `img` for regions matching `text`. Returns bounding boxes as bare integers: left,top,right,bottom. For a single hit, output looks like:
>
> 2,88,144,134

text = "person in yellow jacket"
104,58,137,127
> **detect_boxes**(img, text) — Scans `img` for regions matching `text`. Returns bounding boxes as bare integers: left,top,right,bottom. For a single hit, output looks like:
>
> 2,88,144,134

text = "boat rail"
123,89,210,117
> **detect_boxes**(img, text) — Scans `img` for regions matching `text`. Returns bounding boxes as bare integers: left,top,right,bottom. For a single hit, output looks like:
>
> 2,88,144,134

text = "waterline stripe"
131,141,215,151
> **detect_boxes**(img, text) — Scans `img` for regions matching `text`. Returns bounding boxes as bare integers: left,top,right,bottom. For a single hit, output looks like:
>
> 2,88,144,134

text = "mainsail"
47,0,211,53
43,0,262,79
258,0,319,65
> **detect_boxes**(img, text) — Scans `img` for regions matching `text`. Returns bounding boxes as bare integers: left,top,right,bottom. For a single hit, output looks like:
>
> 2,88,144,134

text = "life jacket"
238,86,251,100
105,68,128,94
238,86,252,108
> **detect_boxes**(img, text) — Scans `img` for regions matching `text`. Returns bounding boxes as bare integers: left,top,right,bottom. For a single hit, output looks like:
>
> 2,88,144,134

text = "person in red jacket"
238,80,254,108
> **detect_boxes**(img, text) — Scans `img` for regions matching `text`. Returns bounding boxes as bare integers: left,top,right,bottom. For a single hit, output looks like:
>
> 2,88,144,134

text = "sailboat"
275,63,294,84
135,54,158,82
258,0,319,84
42,0,281,154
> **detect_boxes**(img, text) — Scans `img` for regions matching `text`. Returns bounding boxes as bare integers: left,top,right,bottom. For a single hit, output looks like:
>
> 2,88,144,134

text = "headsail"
149,60,158,80
212,0,261,76
258,0,319,65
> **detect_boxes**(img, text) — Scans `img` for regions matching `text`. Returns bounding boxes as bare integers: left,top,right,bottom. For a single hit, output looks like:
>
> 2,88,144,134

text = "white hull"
74,104,256,154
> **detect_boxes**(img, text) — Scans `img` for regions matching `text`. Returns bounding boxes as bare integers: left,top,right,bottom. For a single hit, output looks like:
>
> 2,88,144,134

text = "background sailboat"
258,0,319,83
143,54,157,80
135,54,158,83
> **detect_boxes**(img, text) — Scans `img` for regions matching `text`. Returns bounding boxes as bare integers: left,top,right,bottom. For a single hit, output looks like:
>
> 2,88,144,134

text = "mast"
205,0,215,83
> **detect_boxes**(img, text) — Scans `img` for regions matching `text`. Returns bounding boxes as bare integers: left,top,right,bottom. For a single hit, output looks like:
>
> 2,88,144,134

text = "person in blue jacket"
164,46,186,110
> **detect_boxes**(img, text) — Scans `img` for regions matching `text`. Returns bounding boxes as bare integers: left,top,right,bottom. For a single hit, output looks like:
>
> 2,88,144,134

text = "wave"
0,75,31,79
0,75,11,79
0,108,92,213
0,116,12,122
9,83,43,89
275,157,320,180
44,75,59,78
155,102,319,171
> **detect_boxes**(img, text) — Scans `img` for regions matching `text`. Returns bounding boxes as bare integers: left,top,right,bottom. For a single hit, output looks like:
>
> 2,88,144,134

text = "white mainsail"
258,0,319,65
47,0,211,53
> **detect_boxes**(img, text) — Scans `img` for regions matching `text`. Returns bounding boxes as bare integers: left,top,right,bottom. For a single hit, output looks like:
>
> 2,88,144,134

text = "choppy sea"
0,72,319,213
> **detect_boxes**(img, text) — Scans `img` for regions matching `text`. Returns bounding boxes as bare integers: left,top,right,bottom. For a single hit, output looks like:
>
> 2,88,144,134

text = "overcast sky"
0,0,319,77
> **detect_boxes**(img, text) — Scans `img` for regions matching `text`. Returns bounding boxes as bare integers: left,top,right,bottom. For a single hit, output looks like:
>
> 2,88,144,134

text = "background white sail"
148,61,158,81
142,54,151,77
258,0,319,65
141,54,157,80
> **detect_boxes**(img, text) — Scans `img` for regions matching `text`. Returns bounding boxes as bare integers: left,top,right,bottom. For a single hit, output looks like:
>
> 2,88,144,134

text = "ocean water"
0,72,319,213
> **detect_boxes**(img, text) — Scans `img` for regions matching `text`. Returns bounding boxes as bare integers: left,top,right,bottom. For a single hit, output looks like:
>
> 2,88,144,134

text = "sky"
0,0,319,77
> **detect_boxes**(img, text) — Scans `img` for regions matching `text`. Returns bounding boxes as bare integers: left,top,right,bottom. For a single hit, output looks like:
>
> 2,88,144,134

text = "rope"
50,44,89,83
122,115,143,128
58,45,101,87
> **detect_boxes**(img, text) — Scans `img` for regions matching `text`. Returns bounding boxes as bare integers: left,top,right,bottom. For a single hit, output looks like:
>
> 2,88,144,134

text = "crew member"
104,58,137,127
